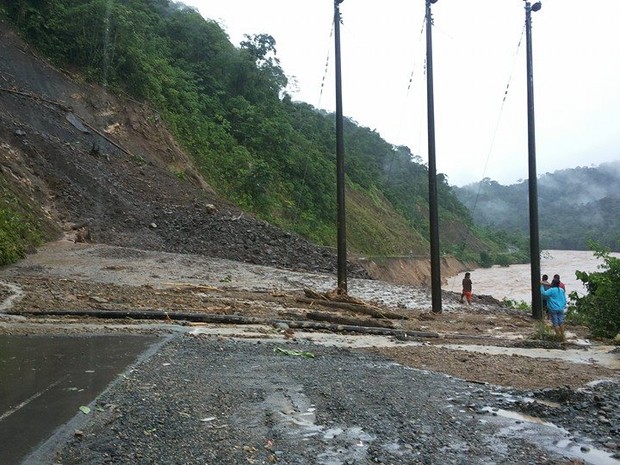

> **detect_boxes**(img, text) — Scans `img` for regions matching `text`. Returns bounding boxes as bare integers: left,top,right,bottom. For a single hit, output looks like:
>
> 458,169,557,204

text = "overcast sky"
186,0,620,187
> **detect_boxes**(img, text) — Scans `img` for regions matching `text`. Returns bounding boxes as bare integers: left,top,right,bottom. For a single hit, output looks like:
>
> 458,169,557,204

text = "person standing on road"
541,278,567,340
461,272,473,305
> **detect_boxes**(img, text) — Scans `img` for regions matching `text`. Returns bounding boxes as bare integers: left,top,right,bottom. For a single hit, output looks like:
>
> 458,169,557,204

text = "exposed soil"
0,20,366,278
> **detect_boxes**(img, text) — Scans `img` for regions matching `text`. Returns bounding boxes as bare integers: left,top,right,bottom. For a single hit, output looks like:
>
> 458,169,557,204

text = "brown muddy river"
444,249,619,304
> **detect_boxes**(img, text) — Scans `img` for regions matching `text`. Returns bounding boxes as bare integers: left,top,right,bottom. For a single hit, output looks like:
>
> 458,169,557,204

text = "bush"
494,254,512,267
0,176,50,265
571,242,620,339
479,251,493,268
530,321,559,341
0,208,38,265
502,298,530,312
564,304,588,327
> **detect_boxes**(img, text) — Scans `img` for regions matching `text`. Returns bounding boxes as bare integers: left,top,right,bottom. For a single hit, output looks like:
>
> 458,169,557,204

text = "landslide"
0,20,368,278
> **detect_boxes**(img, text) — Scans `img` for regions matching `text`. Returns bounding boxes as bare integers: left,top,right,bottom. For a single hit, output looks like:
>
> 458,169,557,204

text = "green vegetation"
570,242,620,339
529,321,560,341
0,176,48,265
1,0,523,263
502,298,530,312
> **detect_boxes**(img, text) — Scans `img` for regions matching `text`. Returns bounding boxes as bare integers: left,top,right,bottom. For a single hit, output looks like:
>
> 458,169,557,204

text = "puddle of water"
317,427,374,465
492,393,561,409
482,407,555,426
527,398,561,409
482,406,620,465
557,441,620,465
254,385,375,464
323,427,344,439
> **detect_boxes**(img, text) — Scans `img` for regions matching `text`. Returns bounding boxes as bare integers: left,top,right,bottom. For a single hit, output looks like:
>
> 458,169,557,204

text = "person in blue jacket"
540,277,567,340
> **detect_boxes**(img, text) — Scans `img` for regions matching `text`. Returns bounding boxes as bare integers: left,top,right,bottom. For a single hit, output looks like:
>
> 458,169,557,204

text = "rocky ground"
46,337,616,465
15,334,620,465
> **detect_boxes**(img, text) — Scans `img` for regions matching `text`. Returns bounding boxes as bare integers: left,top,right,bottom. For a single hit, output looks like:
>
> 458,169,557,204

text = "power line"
316,21,335,110
470,25,525,219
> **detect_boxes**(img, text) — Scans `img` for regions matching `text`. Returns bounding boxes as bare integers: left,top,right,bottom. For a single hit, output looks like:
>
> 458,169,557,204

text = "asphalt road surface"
0,334,161,464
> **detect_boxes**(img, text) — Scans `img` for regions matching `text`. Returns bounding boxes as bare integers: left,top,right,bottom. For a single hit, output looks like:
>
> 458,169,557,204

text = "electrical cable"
316,20,335,111
469,24,526,219
385,16,426,213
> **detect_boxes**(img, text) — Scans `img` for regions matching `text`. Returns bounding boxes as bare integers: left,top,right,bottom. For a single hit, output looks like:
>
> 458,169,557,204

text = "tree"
571,242,620,338
240,33,288,97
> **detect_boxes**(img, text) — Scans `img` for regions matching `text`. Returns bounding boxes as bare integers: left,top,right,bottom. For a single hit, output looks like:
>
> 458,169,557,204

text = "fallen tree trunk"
306,311,396,329
297,297,406,320
8,309,437,338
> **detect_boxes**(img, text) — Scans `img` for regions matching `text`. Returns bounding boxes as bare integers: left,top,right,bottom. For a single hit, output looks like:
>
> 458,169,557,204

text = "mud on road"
1,240,620,463
0,238,618,391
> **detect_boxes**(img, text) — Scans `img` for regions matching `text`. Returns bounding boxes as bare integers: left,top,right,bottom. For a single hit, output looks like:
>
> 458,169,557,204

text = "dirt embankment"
361,255,473,286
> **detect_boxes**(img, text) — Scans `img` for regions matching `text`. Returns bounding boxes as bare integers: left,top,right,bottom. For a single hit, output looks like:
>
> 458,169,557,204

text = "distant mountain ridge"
454,161,620,251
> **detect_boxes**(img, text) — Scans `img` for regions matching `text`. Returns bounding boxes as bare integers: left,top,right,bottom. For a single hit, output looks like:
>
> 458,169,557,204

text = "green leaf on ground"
274,347,315,358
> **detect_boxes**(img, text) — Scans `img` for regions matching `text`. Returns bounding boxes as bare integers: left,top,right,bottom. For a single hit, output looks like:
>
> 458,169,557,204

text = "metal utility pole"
334,0,347,294
525,1,543,319
426,0,442,313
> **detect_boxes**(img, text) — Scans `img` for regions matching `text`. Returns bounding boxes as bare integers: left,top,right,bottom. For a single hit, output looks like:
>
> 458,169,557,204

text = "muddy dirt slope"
0,19,368,278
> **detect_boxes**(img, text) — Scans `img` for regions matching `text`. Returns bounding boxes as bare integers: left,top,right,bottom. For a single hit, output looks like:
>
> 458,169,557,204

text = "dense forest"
455,162,620,252
1,0,524,265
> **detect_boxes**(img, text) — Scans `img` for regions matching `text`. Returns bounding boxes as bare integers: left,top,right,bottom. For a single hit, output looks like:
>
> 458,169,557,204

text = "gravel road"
23,334,615,465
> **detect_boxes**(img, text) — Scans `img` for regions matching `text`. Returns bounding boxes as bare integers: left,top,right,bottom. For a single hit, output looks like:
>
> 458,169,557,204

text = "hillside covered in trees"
455,162,620,252
1,0,522,266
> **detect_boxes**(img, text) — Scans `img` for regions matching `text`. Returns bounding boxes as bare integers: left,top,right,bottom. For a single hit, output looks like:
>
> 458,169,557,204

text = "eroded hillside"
0,20,370,277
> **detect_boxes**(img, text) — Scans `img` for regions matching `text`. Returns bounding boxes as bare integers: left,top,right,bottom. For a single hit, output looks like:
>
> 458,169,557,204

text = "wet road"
0,334,161,464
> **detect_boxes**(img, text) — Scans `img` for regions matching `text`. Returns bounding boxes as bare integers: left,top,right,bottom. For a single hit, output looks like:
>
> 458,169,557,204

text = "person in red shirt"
541,274,551,317
553,274,566,291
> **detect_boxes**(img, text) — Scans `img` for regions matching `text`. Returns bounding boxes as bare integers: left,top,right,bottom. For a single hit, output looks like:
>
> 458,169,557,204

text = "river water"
444,250,619,304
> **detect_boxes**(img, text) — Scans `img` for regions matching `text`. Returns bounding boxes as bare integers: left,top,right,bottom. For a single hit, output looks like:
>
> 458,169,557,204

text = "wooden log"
296,297,407,320
9,309,437,338
306,311,395,329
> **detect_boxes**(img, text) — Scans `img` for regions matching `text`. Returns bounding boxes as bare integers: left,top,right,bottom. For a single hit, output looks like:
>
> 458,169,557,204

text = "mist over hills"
454,161,620,251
